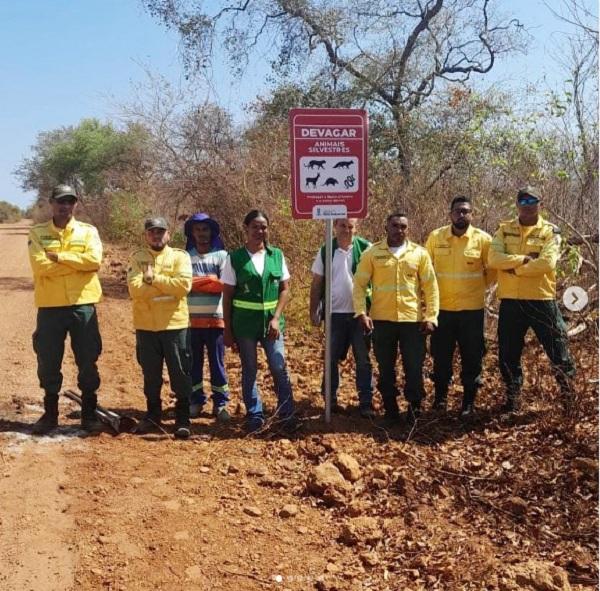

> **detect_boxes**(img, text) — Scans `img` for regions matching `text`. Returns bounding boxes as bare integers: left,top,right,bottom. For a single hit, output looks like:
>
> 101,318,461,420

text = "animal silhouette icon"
305,173,320,188
333,160,353,169
323,177,339,187
304,160,326,169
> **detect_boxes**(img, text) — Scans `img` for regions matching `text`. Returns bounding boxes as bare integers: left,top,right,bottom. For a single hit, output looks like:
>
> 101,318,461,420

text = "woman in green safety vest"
222,210,297,433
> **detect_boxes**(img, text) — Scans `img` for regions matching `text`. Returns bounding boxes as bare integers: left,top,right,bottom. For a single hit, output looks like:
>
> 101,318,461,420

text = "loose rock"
307,462,352,496
334,453,362,483
279,504,298,518
244,506,263,517
505,496,529,516
501,560,572,591
573,457,598,478
339,517,383,546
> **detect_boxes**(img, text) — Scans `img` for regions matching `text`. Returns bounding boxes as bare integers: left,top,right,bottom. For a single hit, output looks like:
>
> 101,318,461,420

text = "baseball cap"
144,217,168,231
51,184,78,200
517,186,542,201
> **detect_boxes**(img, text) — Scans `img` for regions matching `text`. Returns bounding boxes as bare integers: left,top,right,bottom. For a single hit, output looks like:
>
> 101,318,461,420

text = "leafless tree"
118,73,240,222
143,0,527,181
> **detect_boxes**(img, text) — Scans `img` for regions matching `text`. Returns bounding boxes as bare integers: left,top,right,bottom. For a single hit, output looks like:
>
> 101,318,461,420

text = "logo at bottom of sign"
313,205,348,219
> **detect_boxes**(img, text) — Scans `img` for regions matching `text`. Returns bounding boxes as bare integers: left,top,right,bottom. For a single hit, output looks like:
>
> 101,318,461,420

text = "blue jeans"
322,313,373,409
190,327,230,410
236,334,295,426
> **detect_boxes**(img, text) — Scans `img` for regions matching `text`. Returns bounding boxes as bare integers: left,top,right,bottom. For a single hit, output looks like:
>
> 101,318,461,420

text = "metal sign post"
324,219,333,423
289,108,368,424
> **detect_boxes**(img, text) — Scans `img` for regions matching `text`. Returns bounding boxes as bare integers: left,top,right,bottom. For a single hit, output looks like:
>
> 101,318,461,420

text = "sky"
0,0,592,208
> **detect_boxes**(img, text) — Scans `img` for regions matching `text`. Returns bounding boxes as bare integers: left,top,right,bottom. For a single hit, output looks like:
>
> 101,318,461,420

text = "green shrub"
105,191,147,243
0,201,22,223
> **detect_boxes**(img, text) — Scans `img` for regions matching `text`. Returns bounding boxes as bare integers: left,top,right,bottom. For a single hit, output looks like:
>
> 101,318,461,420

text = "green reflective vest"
230,245,286,338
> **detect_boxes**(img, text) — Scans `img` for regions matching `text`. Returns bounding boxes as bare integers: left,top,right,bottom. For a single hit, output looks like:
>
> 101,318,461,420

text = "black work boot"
432,388,448,411
174,396,191,439
501,388,521,413
32,393,59,435
460,389,476,419
134,397,162,434
80,391,104,433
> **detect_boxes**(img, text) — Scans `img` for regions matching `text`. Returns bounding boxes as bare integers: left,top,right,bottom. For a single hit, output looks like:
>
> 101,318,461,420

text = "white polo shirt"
311,245,360,313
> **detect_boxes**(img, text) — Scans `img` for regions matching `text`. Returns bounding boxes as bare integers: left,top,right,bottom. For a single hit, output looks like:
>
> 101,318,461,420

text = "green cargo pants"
32,304,102,398
135,329,192,426
498,299,575,391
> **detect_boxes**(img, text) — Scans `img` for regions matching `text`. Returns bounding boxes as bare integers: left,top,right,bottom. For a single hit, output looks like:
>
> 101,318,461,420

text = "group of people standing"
309,189,575,426
27,183,575,439
28,187,296,438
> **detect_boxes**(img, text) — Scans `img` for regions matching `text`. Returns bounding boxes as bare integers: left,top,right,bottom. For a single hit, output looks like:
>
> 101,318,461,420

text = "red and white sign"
289,108,368,219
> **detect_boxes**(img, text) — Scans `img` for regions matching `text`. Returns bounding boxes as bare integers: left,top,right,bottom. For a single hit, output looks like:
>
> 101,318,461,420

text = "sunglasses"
55,197,77,205
451,208,472,216
517,196,540,206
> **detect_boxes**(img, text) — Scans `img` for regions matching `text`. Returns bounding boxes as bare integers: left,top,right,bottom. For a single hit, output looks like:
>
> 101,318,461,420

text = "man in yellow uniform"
127,217,193,439
353,212,439,425
488,186,575,413
425,196,496,417
28,184,104,434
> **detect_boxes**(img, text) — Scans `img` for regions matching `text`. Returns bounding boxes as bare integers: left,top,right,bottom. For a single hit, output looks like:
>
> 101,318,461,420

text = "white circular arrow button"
563,286,588,312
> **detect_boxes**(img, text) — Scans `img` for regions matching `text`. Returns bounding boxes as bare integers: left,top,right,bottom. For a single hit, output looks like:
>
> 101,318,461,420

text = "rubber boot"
32,393,59,435
81,391,104,433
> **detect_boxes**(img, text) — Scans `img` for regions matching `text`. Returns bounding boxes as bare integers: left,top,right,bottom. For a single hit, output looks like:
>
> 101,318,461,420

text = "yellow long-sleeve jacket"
353,240,439,324
488,217,561,300
28,218,102,308
425,224,496,311
127,245,192,331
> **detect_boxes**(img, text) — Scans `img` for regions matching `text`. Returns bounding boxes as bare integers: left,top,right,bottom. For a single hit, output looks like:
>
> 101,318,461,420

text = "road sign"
289,108,368,219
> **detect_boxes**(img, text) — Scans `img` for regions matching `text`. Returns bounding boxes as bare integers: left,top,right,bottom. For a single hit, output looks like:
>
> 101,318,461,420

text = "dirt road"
0,220,597,591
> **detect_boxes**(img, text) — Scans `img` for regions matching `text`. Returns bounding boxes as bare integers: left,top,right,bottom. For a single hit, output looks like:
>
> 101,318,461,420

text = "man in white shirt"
309,219,374,417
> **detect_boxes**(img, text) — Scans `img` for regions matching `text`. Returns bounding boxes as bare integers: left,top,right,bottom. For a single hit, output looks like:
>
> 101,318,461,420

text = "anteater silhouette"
323,177,339,186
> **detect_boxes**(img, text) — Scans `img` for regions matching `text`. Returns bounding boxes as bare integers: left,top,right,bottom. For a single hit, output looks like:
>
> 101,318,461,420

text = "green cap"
144,217,168,231
517,186,542,201
51,184,78,200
